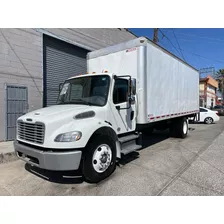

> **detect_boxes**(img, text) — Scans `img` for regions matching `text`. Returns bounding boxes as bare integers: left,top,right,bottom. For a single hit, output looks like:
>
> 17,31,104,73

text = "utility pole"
153,28,159,43
199,67,215,78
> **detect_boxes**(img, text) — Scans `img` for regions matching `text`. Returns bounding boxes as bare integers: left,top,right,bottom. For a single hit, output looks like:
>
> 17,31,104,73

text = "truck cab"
14,72,140,183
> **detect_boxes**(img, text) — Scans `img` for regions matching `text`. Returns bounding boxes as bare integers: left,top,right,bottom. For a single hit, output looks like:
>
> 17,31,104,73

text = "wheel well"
87,126,118,145
204,117,213,121
90,127,118,141
86,126,120,158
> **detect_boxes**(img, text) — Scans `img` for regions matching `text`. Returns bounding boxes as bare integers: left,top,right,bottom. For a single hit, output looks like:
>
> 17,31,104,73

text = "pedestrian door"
6,86,28,140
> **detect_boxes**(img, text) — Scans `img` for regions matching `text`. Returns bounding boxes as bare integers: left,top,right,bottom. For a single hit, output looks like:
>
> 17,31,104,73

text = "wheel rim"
206,118,213,124
92,144,112,173
183,121,188,134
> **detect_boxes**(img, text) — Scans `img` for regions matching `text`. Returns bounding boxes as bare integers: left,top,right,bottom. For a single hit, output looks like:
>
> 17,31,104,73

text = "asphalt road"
1,118,224,196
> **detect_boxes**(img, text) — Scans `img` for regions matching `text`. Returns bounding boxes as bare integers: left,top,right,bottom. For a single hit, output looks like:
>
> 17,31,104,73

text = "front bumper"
14,141,82,171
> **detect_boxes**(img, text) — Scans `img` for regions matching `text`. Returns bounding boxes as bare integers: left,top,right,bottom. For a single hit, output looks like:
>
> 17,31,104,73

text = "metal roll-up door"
43,34,89,107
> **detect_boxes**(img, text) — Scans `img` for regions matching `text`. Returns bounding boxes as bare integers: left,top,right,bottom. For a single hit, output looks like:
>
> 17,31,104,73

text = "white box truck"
14,37,199,183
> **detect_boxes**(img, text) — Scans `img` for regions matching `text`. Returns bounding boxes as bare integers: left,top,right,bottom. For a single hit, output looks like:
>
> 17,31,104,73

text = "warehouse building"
0,28,136,141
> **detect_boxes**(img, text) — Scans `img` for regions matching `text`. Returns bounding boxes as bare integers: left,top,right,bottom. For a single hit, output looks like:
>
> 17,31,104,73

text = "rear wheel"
82,136,116,183
204,117,213,124
170,117,188,138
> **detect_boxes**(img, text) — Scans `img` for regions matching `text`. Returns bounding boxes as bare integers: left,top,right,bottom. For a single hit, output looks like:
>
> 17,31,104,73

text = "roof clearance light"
104,70,108,73
92,72,96,74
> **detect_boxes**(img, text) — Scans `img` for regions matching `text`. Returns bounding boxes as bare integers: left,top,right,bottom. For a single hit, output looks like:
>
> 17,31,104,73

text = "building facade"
0,28,136,141
199,75,218,108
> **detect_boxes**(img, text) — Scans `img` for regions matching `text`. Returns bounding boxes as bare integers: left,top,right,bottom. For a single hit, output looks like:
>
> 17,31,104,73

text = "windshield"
57,75,110,106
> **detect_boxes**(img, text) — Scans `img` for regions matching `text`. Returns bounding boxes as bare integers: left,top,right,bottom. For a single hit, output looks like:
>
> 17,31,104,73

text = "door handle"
131,111,134,120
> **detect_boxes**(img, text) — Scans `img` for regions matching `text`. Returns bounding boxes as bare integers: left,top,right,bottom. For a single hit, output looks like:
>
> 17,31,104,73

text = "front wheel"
82,136,117,183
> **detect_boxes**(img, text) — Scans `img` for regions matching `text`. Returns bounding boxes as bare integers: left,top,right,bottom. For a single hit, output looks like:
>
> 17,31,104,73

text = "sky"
128,28,224,77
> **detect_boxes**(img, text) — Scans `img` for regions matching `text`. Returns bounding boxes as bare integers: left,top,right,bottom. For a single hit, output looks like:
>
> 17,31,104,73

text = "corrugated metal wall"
43,35,89,106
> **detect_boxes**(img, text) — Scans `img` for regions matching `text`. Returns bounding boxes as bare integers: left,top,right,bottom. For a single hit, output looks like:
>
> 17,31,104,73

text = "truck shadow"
118,125,198,165
119,131,170,165
24,131,175,184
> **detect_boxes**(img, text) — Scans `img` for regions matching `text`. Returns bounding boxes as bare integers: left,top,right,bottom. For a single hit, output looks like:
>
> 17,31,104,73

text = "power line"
165,30,224,43
160,28,224,48
180,49,224,64
172,28,186,61
158,29,224,66
161,32,224,46
158,29,184,60
162,40,224,64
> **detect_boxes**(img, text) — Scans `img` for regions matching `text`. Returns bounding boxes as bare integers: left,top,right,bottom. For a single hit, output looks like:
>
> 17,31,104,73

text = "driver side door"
110,78,136,134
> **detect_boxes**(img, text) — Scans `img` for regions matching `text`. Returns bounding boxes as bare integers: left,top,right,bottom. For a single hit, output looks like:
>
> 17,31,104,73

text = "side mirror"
59,83,63,92
131,78,136,95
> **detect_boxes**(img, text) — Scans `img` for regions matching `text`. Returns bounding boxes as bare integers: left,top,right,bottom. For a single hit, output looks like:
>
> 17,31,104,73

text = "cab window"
113,79,128,104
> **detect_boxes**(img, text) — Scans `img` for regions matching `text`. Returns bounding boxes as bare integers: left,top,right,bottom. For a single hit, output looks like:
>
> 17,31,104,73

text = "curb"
0,152,18,164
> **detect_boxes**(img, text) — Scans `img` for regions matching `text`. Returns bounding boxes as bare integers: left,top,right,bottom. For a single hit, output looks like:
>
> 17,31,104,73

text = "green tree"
214,69,224,99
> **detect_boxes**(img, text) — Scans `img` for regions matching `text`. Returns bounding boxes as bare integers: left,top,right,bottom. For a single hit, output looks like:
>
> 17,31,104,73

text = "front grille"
17,120,45,144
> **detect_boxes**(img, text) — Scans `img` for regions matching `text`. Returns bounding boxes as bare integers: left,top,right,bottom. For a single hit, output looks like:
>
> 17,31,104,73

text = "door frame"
110,77,136,134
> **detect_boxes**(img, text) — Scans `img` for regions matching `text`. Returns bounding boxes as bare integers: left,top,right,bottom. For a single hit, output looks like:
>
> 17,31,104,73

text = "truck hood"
19,104,100,123
17,104,109,148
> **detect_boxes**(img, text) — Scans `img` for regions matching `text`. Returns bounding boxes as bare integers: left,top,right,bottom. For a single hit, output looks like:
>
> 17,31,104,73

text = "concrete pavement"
0,118,224,195
161,129,224,195
0,141,17,164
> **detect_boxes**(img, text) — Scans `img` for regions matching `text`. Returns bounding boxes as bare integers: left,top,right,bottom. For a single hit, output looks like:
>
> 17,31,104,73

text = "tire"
82,135,117,183
170,117,188,139
204,117,213,124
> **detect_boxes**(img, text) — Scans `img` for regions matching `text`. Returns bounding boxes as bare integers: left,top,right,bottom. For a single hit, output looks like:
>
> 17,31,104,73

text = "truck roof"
67,73,113,80
87,36,198,73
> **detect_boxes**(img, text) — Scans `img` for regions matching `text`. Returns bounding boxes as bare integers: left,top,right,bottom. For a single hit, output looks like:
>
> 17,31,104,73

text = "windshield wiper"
57,99,102,106
73,99,93,106
59,99,93,106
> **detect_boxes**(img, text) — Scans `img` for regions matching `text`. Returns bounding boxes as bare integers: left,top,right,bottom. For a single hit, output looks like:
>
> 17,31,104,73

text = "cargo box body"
87,37,199,125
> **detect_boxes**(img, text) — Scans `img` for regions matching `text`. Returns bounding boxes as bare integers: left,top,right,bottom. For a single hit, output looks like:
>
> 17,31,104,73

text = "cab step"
121,144,142,155
118,132,142,155
118,133,139,144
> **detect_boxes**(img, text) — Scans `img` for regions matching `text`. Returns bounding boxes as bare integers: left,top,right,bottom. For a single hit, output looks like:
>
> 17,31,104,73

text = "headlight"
54,131,82,142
